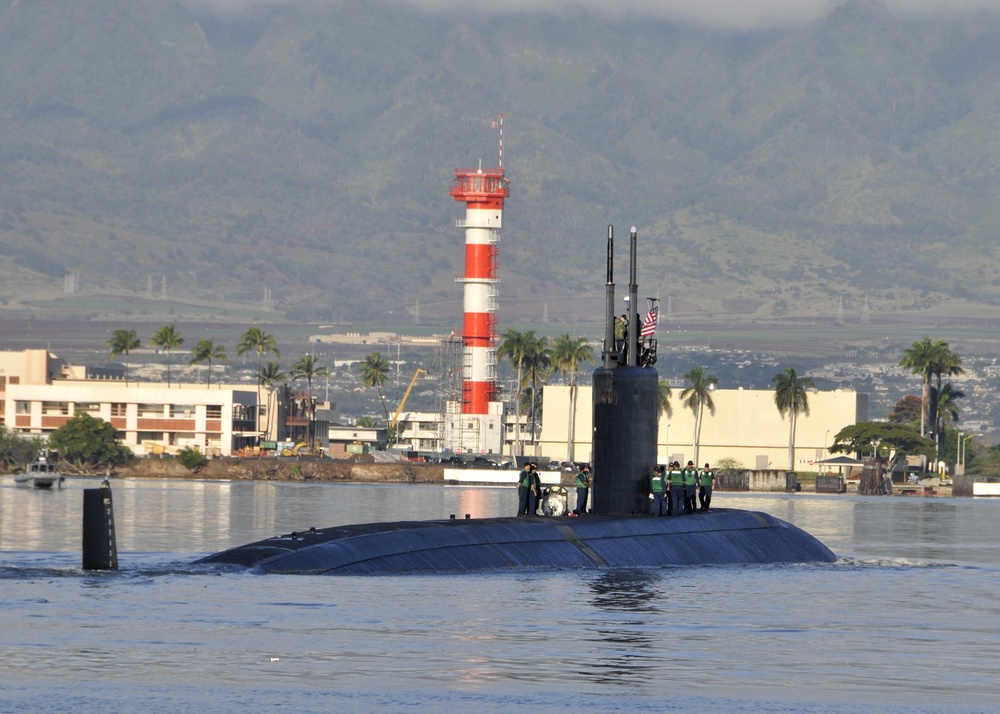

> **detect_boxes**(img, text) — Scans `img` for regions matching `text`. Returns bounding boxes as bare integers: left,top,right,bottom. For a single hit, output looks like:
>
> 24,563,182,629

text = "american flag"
640,305,659,338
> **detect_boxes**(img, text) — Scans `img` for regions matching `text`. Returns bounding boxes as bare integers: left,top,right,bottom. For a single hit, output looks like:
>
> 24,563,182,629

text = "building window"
138,403,165,418
207,405,222,419
0,376,6,391
74,402,101,415
8,376,18,385
232,404,254,422
43,401,69,416
111,403,127,417
16,401,30,414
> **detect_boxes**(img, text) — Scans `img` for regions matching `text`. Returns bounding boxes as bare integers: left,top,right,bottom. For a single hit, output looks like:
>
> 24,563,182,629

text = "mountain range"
2,0,1000,329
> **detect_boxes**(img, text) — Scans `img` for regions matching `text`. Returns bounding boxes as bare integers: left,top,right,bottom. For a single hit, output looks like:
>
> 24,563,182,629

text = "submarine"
198,227,835,574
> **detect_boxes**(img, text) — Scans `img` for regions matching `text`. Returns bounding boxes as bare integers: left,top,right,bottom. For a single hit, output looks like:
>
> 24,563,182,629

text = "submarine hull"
196,509,836,575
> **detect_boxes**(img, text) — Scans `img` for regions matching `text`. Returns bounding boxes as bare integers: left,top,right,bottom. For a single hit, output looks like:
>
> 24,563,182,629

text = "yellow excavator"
390,368,427,429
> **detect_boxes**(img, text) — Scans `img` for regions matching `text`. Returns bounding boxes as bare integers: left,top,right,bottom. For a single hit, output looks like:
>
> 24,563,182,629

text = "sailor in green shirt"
682,460,699,514
668,461,685,515
516,464,536,516
574,465,592,515
699,463,716,512
649,465,667,516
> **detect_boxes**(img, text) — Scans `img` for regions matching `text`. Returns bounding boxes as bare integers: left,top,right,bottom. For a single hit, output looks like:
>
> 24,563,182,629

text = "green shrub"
177,445,208,473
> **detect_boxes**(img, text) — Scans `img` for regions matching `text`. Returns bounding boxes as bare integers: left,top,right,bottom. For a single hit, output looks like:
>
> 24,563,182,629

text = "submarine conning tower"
592,226,659,515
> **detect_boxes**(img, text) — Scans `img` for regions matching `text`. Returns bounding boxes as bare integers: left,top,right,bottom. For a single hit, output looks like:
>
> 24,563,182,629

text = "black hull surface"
196,509,836,574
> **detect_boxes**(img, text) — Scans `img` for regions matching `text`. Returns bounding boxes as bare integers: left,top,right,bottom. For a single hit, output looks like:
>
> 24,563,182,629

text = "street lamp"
961,433,983,470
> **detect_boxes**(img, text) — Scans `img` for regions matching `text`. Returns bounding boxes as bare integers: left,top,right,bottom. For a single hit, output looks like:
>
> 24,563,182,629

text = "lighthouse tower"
449,117,509,416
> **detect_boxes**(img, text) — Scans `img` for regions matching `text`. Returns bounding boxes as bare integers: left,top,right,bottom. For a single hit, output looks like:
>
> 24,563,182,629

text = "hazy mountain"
2,0,1000,327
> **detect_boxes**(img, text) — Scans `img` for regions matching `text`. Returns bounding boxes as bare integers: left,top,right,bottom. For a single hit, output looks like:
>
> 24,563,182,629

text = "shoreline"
94,458,959,497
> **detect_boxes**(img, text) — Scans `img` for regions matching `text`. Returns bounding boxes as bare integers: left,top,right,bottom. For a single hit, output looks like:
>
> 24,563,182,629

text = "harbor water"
2,478,999,713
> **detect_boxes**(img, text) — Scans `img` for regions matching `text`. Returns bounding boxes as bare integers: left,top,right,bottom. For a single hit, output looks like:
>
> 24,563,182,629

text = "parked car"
442,456,465,465
471,456,498,468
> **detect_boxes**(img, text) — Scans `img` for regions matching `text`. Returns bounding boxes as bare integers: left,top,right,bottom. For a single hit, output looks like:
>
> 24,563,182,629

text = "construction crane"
390,368,427,428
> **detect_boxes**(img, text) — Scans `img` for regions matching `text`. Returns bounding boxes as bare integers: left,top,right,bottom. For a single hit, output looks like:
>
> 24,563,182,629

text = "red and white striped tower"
449,115,509,415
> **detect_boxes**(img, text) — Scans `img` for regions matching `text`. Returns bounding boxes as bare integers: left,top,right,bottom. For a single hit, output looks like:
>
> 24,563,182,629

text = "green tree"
237,327,281,437
965,441,996,478
659,378,673,454
357,352,392,425
47,412,132,472
189,338,227,387
0,425,45,471
549,334,594,463
176,445,208,472
887,395,922,425
522,336,550,449
105,328,140,385
899,337,961,438
150,323,185,388
498,329,547,457
933,383,964,432
290,354,328,450
658,379,673,418
772,367,815,471
829,422,935,460
258,360,286,441
681,366,718,465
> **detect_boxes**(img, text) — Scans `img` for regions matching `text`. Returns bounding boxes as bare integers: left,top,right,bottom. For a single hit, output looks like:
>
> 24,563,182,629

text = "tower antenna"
491,114,505,168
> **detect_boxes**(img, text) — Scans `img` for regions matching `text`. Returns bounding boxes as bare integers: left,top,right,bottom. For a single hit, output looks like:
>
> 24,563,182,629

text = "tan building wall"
4,380,257,457
0,349,70,427
538,384,867,469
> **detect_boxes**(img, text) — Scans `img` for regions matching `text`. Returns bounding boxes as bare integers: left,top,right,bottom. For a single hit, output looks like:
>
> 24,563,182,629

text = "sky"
186,0,1000,31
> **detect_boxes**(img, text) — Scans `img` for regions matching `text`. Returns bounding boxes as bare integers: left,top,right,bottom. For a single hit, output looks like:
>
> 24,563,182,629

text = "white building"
2,349,258,457
538,384,868,470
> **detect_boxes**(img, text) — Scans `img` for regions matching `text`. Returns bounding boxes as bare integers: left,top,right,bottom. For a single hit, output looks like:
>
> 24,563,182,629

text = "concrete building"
5,380,259,457
2,349,259,457
538,384,868,470
1,349,69,426
327,423,386,455
392,407,533,459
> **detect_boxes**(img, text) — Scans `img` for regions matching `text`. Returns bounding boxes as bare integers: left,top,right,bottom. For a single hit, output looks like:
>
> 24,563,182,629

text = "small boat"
14,457,66,489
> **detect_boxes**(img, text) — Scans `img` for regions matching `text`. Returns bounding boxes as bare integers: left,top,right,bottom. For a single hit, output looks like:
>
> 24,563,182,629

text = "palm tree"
237,327,281,437
258,361,286,441
150,324,185,388
681,366,718,465
772,367,815,471
189,339,227,387
549,334,594,462
105,328,140,385
931,382,965,456
357,352,392,425
291,354,328,450
930,347,963,451
899,337,950,438
522,336,551,450
658,379,673,418
659,378,673,459
498,329,545,457
934,383,964,432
